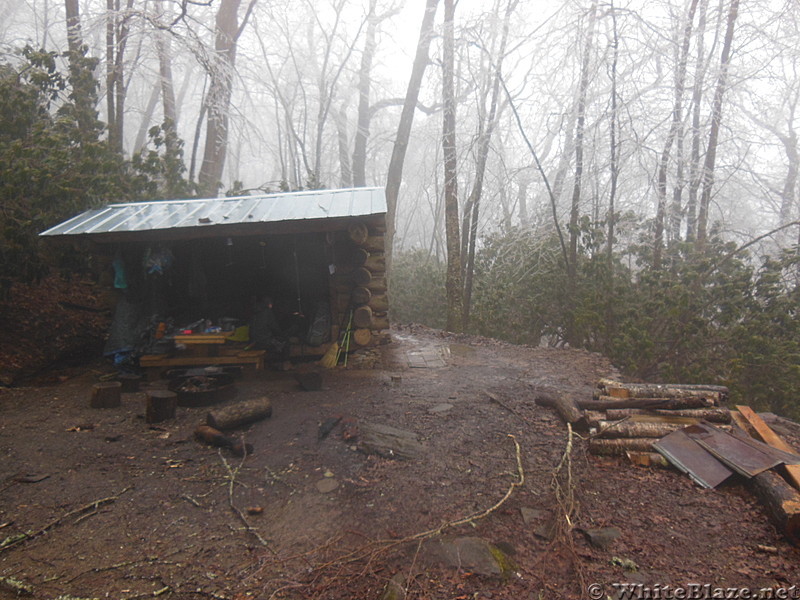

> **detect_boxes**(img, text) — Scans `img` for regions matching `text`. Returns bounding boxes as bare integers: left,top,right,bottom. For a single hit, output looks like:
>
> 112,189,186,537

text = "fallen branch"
218,450,277,555
296,434,525,573
0,487,132,554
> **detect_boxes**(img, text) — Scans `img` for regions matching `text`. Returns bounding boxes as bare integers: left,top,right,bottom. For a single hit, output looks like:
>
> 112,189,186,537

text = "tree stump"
90,382,122,408
146,390,177,423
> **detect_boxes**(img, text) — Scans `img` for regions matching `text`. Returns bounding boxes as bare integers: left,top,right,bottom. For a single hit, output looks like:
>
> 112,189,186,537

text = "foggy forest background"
1,0,799,416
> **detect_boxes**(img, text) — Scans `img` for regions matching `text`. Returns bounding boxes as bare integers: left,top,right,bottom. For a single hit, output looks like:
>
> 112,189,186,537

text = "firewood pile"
534,378,800,544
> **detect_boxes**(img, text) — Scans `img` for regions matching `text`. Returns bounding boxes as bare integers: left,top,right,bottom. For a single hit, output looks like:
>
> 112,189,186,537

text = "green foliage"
131,120,195,200
390,248,447,329
394,223,800,420
0,46,194,286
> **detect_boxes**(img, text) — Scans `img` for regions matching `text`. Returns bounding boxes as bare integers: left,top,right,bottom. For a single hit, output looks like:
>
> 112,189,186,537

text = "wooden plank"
737,405,800,490
140,351,265,370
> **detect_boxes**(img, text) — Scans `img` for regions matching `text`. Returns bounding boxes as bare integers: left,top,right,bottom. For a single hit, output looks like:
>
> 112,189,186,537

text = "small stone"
583,526,621,550
428,403,454,414
316,478,339,493
520,507,547,524
323,470,334,478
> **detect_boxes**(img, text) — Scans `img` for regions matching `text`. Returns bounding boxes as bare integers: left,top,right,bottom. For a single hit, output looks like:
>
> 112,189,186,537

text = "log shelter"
40,187,390,368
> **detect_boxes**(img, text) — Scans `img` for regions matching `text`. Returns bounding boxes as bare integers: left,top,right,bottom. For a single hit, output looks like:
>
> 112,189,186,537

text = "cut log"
737,405,800,490
626,451,669,467
595,420,685,439
352,286,372,305
748,469,800,543
353,328,372,346
368,293,389,313
90,382,122,408
353,267,372,286
534,393,585,427
605,408,731,424
596,379,726,404
364,253,386,272
360,235,385,253
588,438,655,456
365,276,387,294
580,397,710,411
584,410,606,427
194,425,253,457
145,390,177,423
207,396,272,430
371,313,390,331
347,247,369,267
348,221,369,245
353,305,373,329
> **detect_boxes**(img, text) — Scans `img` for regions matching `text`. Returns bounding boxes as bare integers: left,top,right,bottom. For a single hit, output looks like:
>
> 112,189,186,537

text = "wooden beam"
736,405,800,490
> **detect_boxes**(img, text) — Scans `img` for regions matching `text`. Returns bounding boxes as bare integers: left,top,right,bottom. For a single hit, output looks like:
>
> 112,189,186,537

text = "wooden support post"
146,390,177,423
90,382,122,408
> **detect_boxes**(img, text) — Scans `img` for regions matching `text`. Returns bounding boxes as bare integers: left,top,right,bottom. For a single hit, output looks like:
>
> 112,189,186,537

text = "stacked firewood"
534,378,732,460
331,219,390,348
585,378,732,459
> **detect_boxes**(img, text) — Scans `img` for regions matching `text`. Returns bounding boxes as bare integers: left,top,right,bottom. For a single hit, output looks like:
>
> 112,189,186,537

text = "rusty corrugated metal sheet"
40,187,386,238
653,429,734,488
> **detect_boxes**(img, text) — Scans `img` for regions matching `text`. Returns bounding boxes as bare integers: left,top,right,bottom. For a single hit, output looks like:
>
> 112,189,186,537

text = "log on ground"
580,397,710,411
588,438,655,456
594,420,685,439
534,393,585,427
605,407,731,424
748,469,800,543
207,397,272,430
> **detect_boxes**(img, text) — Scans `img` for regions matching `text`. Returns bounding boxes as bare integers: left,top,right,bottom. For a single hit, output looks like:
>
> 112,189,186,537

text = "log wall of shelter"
330,217,390,349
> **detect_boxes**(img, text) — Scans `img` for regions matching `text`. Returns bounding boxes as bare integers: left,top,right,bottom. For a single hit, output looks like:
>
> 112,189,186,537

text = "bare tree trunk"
566,0,598,346
696,0,740,247
134,82,161,153
685,0,709,241
462,0,516,330
352,0,378,187
654,0,699,268
384,0,440,274
156,1,177,128
336,102,353,188
442,0,462,332
606,0,620,350
64,0,98,141
198,0,256,196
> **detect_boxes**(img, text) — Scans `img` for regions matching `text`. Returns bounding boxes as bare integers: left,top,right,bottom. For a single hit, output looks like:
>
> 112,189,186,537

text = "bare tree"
197,0,256,196
384,0,440,270
696,0,740,246
442,0,462,331
462,0,517,329
653,0,699,268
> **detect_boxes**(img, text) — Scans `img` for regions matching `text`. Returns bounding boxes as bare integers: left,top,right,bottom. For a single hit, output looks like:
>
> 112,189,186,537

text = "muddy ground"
1,324,798,599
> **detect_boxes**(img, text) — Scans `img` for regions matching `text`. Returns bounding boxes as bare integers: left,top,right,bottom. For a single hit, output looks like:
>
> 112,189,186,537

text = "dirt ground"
1,324,799,600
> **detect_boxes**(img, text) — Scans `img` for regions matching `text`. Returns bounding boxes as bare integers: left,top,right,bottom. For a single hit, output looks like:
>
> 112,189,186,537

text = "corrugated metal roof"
40,187,386,238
